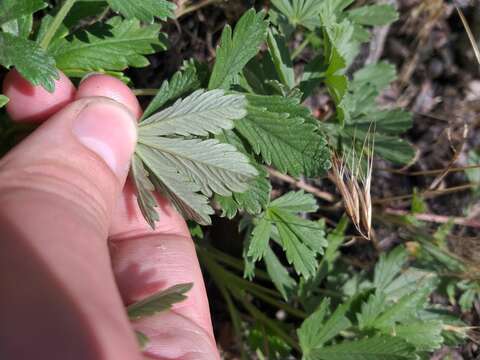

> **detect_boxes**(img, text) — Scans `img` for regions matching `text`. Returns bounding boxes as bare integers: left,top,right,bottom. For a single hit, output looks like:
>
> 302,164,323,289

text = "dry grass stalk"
331,132,374,239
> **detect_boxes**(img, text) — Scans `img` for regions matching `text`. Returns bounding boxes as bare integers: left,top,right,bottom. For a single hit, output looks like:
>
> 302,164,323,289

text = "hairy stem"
40,0,77,49
132,89,159,96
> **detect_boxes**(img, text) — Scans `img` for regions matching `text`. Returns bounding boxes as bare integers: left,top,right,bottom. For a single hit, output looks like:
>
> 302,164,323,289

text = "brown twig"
384,208,480,229
378,164,480,176
267,168,335,202
176,0,224,18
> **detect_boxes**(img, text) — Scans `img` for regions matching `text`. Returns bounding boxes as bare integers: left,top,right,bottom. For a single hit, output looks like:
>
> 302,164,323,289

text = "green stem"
291,38,309,60
132,89,158,96
40,0,77,49
176,0,223,18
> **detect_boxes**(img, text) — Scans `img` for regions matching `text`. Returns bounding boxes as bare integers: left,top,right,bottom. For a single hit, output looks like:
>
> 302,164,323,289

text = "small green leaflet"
271,0,326,30
0,32,58,92
134,88,257,227
236,94,330,177
299,298,352,358
49,17,166,77
127,283,193,320
246,191,327,278
141,66,200,120
139,89,246,136
131,154,159,229
209,9,269,90
0,95,9,108
0,0,45,26
107,0,176,23
309,336,415,360
264,247,296,300
347,5,399,26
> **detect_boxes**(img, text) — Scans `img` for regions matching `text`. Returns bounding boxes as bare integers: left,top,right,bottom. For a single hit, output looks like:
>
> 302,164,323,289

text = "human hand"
0,70,219,360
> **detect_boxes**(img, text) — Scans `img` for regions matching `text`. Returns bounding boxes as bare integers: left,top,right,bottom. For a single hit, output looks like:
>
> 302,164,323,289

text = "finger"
0,97,139,359
3,69,76,123
75,76,218,356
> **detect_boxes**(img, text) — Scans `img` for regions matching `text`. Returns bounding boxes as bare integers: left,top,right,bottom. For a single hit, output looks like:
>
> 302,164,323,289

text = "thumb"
0,98,140,359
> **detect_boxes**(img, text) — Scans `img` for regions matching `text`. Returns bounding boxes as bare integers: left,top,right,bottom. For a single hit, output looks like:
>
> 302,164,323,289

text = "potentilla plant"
0,0,467,358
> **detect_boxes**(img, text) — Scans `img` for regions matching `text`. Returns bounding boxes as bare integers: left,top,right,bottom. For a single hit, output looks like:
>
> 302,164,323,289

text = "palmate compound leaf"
127,283,193,320
139,89,247,136
208,9,269,90
49,17,166,77
134,89,256,227
0,32,58,92
107,0,176,23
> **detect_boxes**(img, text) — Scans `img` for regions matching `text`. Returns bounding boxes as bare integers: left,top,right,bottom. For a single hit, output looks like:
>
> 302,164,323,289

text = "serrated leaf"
209,9,268,89
374,247,408,292
0,0,45,26
137,143,213,225
49,17,166,76
347,5,398,26
127,283,193,320
269,208,327,278
0,95,9,108
139,136,258,197
131,154,159,229
247,216,273,261
269,191,318,213
357,293,388,329
395,321,444,351
0,32,58,92
139,90,246,136
309,336,415,360
236,95,330,177
299,299,352,357
264,247,296,300
353,61,397,92
141,66,200,121
107,0,175,22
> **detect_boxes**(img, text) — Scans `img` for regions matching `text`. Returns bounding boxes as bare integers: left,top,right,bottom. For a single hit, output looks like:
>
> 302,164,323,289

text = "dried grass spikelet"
331,130,374,240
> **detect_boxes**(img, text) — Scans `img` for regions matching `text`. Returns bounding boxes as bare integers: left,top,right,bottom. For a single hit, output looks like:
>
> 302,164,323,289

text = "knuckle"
0,159,111,233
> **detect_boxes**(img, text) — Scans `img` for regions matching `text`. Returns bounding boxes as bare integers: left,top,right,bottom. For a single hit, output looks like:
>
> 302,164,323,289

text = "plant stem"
291,38,309,60
40,0,77,49
132,89,158,96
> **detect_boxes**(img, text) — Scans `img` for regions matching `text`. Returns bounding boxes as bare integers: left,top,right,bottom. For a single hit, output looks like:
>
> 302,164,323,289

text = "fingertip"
76,75,142,120
3,69,76,123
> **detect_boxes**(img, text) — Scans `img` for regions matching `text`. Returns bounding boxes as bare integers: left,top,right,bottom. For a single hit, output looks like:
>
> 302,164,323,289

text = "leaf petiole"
39,0,77,49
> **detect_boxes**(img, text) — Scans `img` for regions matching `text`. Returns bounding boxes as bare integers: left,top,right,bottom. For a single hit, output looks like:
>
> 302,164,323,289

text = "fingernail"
72,101,137,178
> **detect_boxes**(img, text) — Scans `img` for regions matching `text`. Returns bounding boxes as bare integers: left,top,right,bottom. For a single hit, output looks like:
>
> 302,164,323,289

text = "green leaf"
373,247,408,292
247,216,273,261
127,283,193,320
299,299,352,356
236,95,330,177
208,9,269,89
269,191,318,213
271,0,330,30
107,0,175,22
0,95,9,108
50,17,166,76
2,15,33,39
131,154,159,229
269,208,327,278
395,321,444,352
347,5,399,26
0,0,45,26
309,336,415,360
141,66,200,120
266,30,295,88
0,32,58,92
353,62,396,92
138,137,257,197
357,293,387,330
264,247,296,300
139,90,247,136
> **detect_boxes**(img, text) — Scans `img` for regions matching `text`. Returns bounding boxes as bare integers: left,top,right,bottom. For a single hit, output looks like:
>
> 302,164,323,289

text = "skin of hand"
0,70,219,360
